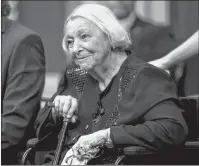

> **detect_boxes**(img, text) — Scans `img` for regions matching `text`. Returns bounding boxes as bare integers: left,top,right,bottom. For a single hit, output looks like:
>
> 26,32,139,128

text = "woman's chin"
74,60,93,71
79,64,92,71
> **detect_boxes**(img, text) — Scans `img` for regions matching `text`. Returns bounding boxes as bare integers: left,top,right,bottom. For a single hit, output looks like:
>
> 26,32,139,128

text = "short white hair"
62,4,132,52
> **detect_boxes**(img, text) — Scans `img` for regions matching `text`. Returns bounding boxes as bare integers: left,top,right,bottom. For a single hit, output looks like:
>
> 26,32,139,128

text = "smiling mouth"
78,57,87,60
76,56,90,61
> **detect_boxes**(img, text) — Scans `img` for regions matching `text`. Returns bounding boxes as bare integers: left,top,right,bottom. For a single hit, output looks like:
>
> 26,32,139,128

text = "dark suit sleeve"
1,34,45,150
110,66,188,151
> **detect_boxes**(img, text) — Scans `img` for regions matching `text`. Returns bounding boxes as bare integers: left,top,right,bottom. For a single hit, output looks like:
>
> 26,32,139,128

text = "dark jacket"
1,17,45,164
130,18,178,61
35,53,188,164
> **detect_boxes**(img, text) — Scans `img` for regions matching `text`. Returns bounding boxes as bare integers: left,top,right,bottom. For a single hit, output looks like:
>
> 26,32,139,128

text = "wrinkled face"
64,17,111,71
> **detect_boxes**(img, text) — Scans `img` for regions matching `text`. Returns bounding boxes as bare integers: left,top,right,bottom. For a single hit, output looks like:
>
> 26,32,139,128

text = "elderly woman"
36,4,188,165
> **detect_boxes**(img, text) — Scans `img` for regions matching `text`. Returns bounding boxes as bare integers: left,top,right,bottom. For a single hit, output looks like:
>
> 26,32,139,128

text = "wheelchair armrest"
26,137,48,150
22,138,42,165
27,138,40,149
123,140,199,156
26,133,56,151
114,146,156,165
22,136,53,165
123,146,156,156
184,141,199,149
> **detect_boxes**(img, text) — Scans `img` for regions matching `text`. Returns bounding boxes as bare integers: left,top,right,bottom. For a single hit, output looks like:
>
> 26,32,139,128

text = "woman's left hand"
62,128,111,165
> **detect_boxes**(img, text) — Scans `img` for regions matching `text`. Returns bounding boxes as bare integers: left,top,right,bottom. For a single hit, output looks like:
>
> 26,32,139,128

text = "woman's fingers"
63,96,71,117
71,115,78,123
82,148,100,160
53,95,62,116
67,97,78,119
72,144,100,161
59,97,66,116
53,95,78,120
54,96,60,111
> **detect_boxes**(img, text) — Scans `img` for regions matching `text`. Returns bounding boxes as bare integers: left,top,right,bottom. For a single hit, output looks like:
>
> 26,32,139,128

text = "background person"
1,1,45,164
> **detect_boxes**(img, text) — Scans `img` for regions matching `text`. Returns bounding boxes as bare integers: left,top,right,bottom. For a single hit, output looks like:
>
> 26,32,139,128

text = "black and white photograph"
1,0,199,165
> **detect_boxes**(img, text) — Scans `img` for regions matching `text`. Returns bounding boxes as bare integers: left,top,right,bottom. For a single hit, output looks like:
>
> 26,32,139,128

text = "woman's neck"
89,51,127,91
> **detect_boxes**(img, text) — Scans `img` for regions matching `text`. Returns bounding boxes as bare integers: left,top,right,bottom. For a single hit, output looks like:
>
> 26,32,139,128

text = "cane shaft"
53,119,69,165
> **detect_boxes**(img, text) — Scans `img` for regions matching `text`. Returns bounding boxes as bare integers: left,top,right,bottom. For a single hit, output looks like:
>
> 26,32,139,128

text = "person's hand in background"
149,58,166,69
149,30,199,70
148,59,170,74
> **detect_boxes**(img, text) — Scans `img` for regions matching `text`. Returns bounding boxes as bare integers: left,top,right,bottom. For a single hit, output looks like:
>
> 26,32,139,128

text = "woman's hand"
62,128,112,165
52,95,78,123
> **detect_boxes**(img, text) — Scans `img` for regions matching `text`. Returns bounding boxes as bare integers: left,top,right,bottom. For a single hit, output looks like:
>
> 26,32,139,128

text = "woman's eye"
67,40,74,47
81,34,90,40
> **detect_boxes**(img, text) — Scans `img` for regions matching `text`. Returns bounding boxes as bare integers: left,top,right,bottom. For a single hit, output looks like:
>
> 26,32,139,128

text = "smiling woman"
63,17,111,72
35,3,188,165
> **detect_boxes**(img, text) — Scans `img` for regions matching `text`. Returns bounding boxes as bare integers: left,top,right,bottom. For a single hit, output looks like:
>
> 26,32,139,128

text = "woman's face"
64,17,111,71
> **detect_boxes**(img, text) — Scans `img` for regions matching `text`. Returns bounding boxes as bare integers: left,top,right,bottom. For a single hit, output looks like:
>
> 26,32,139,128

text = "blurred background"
7,1,199,99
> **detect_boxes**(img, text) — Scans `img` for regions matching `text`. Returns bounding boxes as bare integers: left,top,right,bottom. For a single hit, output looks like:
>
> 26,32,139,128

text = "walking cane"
47,102,71,165
53,116,70,165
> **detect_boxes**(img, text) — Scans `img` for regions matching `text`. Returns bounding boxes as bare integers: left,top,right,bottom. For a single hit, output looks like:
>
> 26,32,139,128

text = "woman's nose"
72,40,83,56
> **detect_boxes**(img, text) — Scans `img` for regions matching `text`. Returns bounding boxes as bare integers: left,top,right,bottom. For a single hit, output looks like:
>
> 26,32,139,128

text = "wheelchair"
21,95,199,165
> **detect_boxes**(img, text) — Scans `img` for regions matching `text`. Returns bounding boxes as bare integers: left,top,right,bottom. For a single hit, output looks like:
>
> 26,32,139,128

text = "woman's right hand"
52,95,78,123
